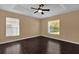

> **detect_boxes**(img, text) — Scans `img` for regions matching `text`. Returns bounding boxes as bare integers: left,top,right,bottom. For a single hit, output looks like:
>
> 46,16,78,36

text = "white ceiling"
0,4,79,19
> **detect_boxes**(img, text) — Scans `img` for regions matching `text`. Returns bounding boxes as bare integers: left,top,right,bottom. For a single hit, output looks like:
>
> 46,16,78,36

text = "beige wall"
40,10,79,43
0,9,79,43
0,10,40,43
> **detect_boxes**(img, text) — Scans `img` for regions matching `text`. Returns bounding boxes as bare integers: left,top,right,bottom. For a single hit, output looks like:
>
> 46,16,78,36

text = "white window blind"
6,17,20,36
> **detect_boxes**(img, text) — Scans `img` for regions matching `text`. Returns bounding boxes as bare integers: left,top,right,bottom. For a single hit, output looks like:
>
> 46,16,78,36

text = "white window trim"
48,20,60,35
6,17,20,36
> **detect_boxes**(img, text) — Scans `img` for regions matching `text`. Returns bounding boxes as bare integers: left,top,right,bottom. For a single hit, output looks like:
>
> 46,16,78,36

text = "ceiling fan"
31,4,50,15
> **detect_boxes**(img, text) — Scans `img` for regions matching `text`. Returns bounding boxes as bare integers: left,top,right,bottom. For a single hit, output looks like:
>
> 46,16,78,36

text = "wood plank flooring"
0,36,79,54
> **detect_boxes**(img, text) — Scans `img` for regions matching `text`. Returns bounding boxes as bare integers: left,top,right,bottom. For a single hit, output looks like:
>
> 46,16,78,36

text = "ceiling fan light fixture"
38,10,42,13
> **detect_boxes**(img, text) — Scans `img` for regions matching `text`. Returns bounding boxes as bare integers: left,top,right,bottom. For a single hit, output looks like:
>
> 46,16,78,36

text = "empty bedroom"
0,4,79,54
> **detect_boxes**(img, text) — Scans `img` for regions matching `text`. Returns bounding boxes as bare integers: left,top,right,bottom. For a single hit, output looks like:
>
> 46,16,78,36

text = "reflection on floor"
0,36,79,54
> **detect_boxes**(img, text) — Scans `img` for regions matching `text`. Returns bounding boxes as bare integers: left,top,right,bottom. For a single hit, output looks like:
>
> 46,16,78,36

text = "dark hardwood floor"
0,36,79,54
0,36,49,54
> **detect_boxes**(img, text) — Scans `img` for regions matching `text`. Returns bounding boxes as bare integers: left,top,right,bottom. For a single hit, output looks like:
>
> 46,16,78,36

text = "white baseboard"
0,35,79,45
0,35,40,45
42,35,79,45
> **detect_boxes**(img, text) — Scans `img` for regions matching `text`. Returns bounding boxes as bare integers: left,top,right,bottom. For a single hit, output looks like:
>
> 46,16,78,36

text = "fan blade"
42,9,50,11
41,12,44,15
31,7,38,10
34,11,38,13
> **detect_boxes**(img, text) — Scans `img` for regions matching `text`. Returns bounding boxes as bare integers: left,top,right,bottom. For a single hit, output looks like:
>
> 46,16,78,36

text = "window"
48,19,60,35
6,17,20,36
